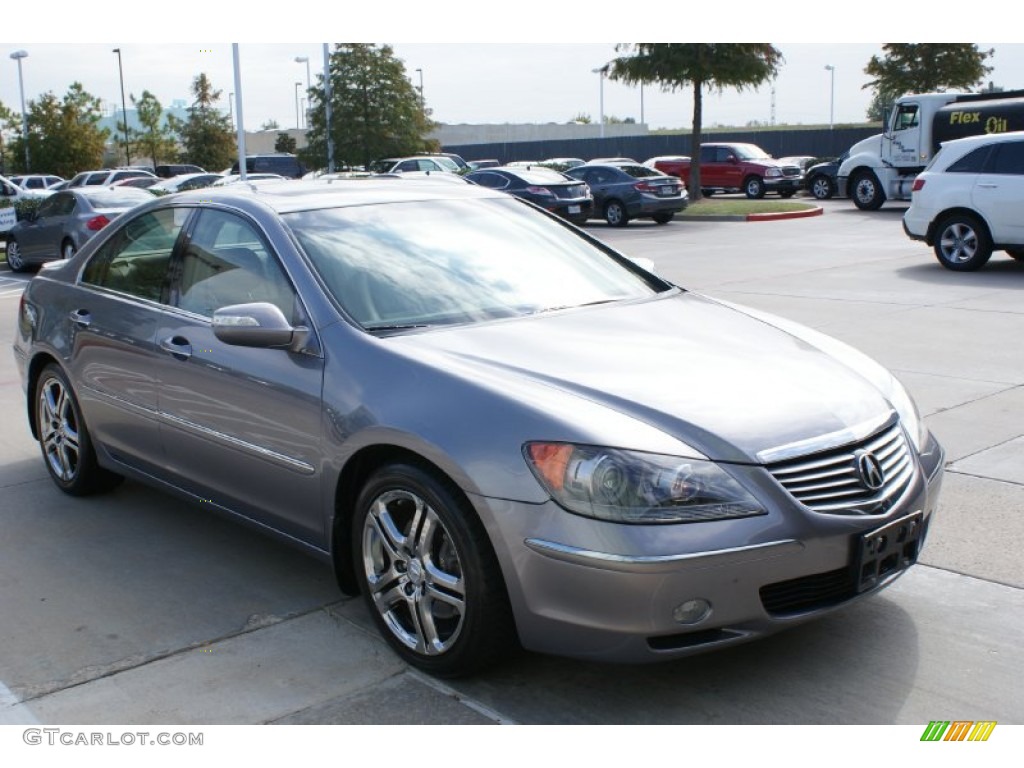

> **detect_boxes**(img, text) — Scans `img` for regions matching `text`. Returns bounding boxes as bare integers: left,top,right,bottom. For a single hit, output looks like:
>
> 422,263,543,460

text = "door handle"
160,336,192,361
977,184,998,189
68,309,91,328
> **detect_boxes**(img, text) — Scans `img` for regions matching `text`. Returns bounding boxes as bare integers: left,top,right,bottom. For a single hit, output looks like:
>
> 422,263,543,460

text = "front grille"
781,166,802,177
766,422,916,515
760,567,856,616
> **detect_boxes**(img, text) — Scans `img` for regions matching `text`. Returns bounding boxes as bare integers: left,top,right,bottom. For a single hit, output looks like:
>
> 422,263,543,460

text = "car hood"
393,291,892,463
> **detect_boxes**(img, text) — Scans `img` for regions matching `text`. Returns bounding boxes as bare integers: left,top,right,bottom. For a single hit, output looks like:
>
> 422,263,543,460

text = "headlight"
765,168,782,178
886,375,928,452
524,443,766,524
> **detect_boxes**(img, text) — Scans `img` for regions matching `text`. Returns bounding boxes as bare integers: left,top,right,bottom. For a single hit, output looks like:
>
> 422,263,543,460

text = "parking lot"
1,197,1022,726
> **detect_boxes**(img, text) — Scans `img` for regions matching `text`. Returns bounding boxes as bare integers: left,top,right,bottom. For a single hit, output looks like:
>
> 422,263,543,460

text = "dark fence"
445,126,878,165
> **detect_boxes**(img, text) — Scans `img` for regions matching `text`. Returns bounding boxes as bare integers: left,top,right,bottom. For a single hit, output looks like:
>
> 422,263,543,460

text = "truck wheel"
1005,248,1024,261
810,175,834,200
744,177,766,199
700,189,714,197
851,171,885,210
934,214,992,271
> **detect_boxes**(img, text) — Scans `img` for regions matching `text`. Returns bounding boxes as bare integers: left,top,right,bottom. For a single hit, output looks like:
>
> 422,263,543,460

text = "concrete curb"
681,206,824,223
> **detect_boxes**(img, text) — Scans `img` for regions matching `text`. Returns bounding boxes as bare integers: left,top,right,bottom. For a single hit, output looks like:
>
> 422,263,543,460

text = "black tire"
6,237,27,272
700,189,715,197
61,239,77,260
779,190,797,199
744,176,766,199
1005,248,1024,261
34,364,122,496
809,174,834,200
851,171,885,210
933,214,992,271
604,200,629,227
652,212,674,225
352,462,515,678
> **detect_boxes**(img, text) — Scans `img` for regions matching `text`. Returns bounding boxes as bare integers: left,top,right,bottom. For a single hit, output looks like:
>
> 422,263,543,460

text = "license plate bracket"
856,511,924,593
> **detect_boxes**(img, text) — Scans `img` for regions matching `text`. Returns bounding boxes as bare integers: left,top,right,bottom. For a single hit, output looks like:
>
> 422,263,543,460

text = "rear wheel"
652,212,674,224
604,200,629,227
933,214,992,271
35,364,122,495
6,238,27,272
353,463,515,678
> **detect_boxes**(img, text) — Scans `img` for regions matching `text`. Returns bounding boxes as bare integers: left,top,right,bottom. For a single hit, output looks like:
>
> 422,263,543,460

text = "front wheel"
652,212,674,224
6,238,27,272
604,200,629,227
851,171,885,210
353,463,515,678
744,176,766,199
933,214,992,271
810,175,834,200
35,364,122,495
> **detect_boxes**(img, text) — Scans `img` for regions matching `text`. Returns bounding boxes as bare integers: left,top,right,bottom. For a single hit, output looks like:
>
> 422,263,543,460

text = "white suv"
904,131,1024,271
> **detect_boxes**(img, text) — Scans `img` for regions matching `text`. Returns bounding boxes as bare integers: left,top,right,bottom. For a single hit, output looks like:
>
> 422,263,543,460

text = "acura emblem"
854,450,885,491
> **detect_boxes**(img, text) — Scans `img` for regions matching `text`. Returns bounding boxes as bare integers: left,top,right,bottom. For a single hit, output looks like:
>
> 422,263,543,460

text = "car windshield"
732,145,772,160
433,156,460,172
284,197,664,331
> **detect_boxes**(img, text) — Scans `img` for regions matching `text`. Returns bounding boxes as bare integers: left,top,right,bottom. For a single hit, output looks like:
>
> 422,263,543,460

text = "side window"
893,104,920,131
699,146,714,162
988,141,1024,175
0,181,16,197
81,208,186,301
472,172,507,189
946,146,992,173
397,160,419,172
35,195,62,218
86,173,107,186
176,209,295,320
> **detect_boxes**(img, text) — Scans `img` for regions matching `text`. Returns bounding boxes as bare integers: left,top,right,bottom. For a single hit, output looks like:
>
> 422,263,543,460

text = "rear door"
69,206,188,472
974,139,1024,244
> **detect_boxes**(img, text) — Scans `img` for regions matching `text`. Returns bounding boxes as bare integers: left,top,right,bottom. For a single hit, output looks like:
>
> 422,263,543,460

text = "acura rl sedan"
13,180,944,678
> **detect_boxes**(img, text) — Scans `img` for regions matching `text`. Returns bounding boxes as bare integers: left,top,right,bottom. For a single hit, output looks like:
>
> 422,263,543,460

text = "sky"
4,3,1023,137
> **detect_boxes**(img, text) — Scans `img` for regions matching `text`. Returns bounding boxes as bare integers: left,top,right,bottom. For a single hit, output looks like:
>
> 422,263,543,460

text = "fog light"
672,599,712,625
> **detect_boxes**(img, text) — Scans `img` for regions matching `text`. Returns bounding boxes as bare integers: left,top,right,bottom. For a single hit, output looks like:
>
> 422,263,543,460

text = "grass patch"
680,199,816,216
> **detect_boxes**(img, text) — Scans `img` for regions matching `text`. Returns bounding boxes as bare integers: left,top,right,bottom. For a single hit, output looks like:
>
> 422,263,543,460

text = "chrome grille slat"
765,422,917,515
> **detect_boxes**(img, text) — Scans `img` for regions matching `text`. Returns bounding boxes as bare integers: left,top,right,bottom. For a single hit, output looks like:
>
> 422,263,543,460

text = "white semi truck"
837,90,1024,209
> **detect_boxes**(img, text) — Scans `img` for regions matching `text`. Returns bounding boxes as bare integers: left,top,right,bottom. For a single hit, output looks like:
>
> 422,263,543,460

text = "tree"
130,90,179,169
174,73,235,171
302,44,437,171
864,44,994,113
866,84,903,123
609,44,783,201
274,132,297,153
4,83,109,176
261,119,280,131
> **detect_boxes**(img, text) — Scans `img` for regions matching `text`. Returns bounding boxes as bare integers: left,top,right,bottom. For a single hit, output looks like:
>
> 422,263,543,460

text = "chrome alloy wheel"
361,489,466,656
938,221,979,265
38,375,81,483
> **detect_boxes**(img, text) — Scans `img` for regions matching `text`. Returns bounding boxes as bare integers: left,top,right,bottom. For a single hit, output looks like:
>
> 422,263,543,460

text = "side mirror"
212,302,309,351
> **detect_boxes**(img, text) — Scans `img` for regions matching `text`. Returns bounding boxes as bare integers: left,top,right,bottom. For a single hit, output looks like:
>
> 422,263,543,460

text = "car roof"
156,178,503,216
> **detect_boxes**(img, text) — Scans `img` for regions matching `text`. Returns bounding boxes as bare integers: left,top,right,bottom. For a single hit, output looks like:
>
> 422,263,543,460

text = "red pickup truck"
652,143,804,199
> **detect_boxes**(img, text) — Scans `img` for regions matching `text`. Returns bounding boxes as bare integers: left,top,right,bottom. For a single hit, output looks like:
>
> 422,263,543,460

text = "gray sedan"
5,187,154,271
566,162,688,226
13,180,944,678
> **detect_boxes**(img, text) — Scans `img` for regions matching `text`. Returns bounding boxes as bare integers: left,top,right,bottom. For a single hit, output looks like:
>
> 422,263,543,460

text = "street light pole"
591,65,607,139
294,56,311,128
415,68,424,112
294,81,302,130
112,48,131,164
10,50,30,172
825,65,835,130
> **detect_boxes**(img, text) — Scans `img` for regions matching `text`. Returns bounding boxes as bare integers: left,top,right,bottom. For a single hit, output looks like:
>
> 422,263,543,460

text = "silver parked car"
5,187,155,271
14,180,945,677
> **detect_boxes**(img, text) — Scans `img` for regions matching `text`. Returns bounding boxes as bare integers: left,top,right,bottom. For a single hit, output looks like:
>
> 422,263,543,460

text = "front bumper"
475,430,944,663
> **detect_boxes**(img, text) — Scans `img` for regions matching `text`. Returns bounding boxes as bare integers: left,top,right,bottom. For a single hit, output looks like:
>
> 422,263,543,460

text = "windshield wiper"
363,323,434,333
529,299,618,315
